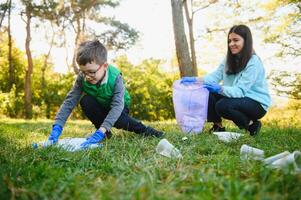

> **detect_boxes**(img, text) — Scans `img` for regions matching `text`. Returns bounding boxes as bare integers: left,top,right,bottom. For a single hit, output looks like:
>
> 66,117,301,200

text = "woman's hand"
180,77,203,85
203,82,223,94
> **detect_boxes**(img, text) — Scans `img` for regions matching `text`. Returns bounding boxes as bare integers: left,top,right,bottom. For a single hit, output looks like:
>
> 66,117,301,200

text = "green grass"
0,117,301,200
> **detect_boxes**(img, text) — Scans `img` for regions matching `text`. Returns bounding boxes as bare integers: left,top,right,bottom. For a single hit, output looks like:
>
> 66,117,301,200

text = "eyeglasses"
81,64,102,77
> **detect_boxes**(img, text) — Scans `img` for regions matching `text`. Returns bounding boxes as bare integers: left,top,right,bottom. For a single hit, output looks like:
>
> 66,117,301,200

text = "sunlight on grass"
0,107,301,199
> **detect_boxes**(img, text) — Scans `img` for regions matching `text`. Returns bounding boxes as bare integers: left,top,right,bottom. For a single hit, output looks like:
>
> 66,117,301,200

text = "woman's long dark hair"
226,25,253,74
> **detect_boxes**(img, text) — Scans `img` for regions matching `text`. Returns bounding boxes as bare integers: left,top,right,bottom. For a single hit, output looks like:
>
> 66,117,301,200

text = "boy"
48,40,164,148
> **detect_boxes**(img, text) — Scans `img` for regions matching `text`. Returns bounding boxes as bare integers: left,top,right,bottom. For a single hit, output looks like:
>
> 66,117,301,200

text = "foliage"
286,99,301,111
0,1,9,27
171,0,195,77
0,34,81,119
268,70,301,99
115,56,178,121
0,32,26,117
261,0,301,56
97,19,139,50
1,0,140,118
0,85,23,118
0,33,178,121
0,112,301,199
264,0,301,101
59,0,139,50
0,31,26,93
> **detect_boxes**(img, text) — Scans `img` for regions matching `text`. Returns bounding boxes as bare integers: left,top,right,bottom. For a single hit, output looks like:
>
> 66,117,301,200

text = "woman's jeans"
207,92,267,129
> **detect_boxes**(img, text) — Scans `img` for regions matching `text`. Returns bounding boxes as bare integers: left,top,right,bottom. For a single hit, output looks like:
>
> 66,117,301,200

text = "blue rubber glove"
80,130,105,149
48,124,63,144
180,77,197,85
203,82,223,94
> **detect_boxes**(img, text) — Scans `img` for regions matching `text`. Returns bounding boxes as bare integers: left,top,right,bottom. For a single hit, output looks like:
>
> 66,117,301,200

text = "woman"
181,24,271,136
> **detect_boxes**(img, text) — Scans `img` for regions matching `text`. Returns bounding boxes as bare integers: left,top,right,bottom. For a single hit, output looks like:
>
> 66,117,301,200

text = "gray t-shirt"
54,72,125,131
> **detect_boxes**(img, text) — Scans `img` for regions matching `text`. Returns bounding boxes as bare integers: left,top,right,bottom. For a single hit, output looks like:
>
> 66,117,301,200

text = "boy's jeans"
80,95,147,134
207,92,266,129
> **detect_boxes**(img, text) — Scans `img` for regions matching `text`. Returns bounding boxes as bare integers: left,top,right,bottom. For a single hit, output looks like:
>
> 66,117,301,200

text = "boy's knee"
80,95,95,107
80,95,88,107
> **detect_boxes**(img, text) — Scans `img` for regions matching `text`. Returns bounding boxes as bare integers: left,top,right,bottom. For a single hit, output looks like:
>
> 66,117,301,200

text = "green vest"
82,65,131,108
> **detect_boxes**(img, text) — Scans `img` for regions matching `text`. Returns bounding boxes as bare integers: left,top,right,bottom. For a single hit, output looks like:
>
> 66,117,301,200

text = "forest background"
0,0,300,121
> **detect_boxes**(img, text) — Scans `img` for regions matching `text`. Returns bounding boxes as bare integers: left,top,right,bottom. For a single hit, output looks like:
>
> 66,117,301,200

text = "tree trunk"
171,0,194,77
41,24,55,89
46,104,51,119
42,24,55,118
71,17,81,74
183,0,198,75
8,0,14,90
24,7,33,119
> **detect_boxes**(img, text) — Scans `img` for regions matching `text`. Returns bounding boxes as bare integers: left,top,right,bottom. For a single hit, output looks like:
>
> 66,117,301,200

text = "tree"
97,19,139,51
269,70,301,99
20,0,67,119
183,0,218,75
39,22,56,117
7,0,13,90
115,56,177,121
30,0,67,117
0,0,14,90
171,0,193,77
61,0,139,74
0,32,27,118
262,0,301,57
0,0,9,29
262,1,301,100
183,0,197,75
21,1,35,119
171,0,218,77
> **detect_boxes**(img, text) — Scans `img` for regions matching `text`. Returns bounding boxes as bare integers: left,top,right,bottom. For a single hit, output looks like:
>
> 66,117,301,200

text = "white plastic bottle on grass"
32,140,54,149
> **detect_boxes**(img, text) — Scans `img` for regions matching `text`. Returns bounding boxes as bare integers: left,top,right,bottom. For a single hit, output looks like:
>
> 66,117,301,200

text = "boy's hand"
80,129,105,149
48,124,63,144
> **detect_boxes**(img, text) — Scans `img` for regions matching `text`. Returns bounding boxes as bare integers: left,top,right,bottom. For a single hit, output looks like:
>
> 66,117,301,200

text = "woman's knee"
215,99,231,116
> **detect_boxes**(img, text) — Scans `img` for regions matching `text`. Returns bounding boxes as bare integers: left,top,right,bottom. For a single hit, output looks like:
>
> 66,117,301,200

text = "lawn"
0,109,301,199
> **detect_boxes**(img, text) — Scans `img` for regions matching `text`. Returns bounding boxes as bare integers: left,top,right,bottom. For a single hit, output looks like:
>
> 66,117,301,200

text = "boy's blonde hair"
76,40,107,66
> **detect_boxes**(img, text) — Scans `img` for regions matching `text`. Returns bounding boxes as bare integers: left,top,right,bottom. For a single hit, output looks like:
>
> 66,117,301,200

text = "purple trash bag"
172,79,209,134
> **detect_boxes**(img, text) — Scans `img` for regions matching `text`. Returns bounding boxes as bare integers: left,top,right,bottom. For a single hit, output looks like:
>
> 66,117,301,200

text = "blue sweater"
203,55,271,111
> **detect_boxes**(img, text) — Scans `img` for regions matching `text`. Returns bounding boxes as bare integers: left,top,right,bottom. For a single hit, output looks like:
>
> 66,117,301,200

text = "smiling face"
228,32,244,55
80,61,108,84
